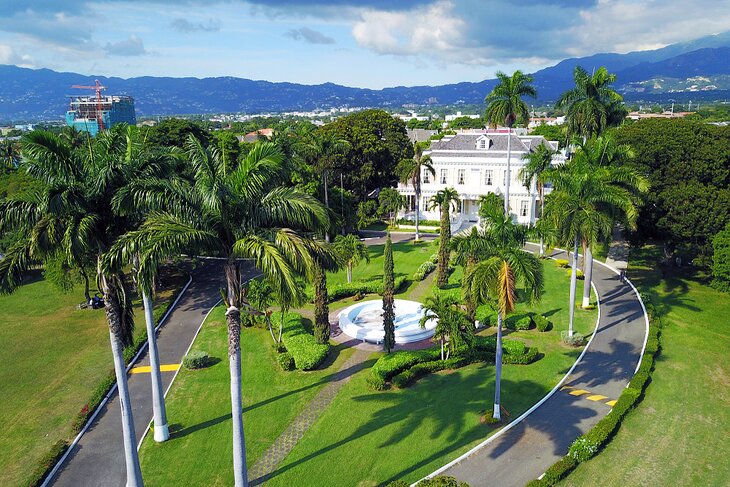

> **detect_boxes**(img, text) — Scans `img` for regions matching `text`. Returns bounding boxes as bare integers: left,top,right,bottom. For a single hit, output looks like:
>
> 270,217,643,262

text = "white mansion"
398,129,565,229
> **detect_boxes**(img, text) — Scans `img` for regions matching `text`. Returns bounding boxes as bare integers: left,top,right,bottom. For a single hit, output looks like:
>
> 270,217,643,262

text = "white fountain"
338,299,437,344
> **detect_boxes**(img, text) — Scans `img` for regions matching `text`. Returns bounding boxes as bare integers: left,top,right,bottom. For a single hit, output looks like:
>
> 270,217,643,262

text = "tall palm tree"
419,293,473,361
467,222,543,420
114,136,330,487
451,227,488,322
333,234,370,283
542,137,648,333
397,142,435,241
429,188,460,287
519,144,557,255
485,70,537,215
556,66,626,140
0,127,179,486
298,130,350,242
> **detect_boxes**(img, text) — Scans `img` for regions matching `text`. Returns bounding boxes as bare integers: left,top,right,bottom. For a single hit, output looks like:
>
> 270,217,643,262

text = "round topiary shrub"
183,350,209,370
534,314,552,332
561,331,586,347
277,352,295,371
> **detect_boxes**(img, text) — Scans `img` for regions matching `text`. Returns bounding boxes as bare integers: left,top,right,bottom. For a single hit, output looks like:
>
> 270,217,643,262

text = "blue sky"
1,0,729,89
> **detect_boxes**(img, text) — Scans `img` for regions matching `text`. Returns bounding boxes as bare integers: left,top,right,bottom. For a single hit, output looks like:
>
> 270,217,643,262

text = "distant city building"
626,111,694,120
398,130,564,230
238,128,274,143
444,111,480,122
528,116,565,129
66,94,136,136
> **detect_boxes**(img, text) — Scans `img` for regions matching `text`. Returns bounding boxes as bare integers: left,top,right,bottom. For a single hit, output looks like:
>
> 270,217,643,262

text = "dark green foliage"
327,276,407,301
276,352,295,371
506,314,533,331
437,201,452,287
712,223,730,291
382,234,396,353
369,348,442,387
320,109,413,200
541,455,577,485
397,218,441,227
502,339,526,355
613,118,730,257
385,481,410,487
183,350,209,369
530,123,569,148
313,263,330,344
503,346,539,365
449,116,484,129
379,188,404,226
416,475,470,487
26,439,68,487
280,313,330,370
476,305,497,327
533,313,552,332
144,118,210,148
413,261,436,281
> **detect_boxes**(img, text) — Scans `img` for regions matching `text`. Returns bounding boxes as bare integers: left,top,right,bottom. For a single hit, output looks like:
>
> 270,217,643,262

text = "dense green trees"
397,142,435,241
612,118,730,259
321,109,413,200
712,223,730,292
382,233,395,353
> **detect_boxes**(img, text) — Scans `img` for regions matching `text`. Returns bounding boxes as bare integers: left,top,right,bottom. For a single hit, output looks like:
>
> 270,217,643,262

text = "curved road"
428,245,647,486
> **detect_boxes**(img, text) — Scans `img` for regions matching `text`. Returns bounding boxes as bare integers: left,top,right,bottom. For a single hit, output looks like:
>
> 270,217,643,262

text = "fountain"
338,299,436,344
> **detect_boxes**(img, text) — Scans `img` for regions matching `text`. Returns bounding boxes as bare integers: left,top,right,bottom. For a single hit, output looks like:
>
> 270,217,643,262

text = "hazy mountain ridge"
1,31,729,122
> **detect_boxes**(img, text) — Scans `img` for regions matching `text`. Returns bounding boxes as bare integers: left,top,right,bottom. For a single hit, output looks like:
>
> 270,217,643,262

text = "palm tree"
519,144,557,255
115,136,330,487
397,142,435,241
451,227,488,322
298,130,350,242
467,224,543,420
542,137,648,333
556,66,627,140
333,234,370,283
419,293,473,360
429,188,460,287
485,70,537,215
0,127,181,486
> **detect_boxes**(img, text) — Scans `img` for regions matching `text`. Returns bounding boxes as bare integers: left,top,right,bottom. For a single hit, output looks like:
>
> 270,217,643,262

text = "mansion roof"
429,133,556,154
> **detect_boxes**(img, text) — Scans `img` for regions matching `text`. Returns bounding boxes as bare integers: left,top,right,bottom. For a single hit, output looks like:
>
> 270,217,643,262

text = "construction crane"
71,80,107,131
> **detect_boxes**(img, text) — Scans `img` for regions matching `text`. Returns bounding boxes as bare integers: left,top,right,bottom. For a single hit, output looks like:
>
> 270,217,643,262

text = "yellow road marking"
606,400,617,407
130,364,180,374
560,386,573,391
586,394,609,402
568,389,590,396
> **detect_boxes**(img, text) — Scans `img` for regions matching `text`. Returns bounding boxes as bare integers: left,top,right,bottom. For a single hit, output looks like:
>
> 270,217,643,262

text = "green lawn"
138,245,597,486
0,269,185,487
561,245,730,487
138,308,355,486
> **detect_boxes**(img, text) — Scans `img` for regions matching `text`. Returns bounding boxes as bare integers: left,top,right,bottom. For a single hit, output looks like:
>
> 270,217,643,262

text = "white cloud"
0,44,35,67
104,35,147,56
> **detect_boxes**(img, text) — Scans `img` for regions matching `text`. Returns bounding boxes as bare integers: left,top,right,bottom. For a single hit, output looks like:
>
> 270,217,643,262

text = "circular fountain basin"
338,299,436,344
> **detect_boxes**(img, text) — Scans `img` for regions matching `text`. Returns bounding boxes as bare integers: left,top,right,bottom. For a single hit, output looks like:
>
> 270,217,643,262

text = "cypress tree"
382,233,396,352
313,262,330,344
437,199,452,287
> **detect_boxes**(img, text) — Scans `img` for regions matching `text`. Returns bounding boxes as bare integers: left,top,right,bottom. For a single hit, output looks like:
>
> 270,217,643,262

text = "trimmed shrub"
555,259,570,268
183,350,209,370
26,440,68,487
277,352,295,371
476,305,497,328
542,455,577,484
369,348,441,386
429,252,439,264
567,269,585,280
473,335,496,352
386,481,410,487
503,346,539,365
568,435,599,462
502,339,526,356
328,276,407,301
280,313,330,370
505,314,533,330
366,374,386,391
416,476,470,487
561,331,586,347
414,261,437,281
534,313,552,332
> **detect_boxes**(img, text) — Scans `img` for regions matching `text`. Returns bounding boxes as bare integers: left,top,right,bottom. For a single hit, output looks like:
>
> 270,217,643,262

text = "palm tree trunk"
582,246,593,308
539,188,545,256
505,128,512,216
568,235,579,337
142,290,169,442
347,263,353,284
101,272,144,487
109,330,144,487
493,310,503,421
226,305,248,487
440,338,444,361
530,179,537,225
415,187,421,241
323,172,330,243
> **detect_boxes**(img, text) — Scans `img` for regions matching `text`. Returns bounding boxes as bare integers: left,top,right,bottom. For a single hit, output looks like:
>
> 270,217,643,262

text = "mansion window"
503,170,507,186
440,169,448,184
423,169,431,184
457,169,465,185
484,169,493,186
520,200,529,217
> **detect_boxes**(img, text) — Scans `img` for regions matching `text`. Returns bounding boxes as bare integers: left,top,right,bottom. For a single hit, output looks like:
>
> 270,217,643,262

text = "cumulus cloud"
0,44,35,67
285,27,335,45
170,18,220,33
104,35,147,56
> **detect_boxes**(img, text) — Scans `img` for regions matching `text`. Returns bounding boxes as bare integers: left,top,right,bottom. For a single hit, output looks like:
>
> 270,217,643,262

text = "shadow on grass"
170,415,231,440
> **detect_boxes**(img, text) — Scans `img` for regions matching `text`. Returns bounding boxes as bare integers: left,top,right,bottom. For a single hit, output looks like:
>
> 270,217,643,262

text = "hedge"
370,348,441,385
555,259,570,268
525,293,662,486
414,261,437,281
280,312,330,371
567,269,585,280
387,477,470,487
328,275,407,301
506,314,533,331
533,313,552,332
277,352,295,371
182,350,209,369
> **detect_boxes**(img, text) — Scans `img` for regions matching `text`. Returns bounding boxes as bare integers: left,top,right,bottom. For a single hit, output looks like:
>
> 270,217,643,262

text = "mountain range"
2,31,730,122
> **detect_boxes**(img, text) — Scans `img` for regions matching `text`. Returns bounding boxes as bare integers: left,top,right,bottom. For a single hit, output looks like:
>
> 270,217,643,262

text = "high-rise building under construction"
65,80,136,135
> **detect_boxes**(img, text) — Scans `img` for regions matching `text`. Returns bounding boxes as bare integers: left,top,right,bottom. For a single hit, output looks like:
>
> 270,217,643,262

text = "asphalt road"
47,260,257,487
433,245,647,486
